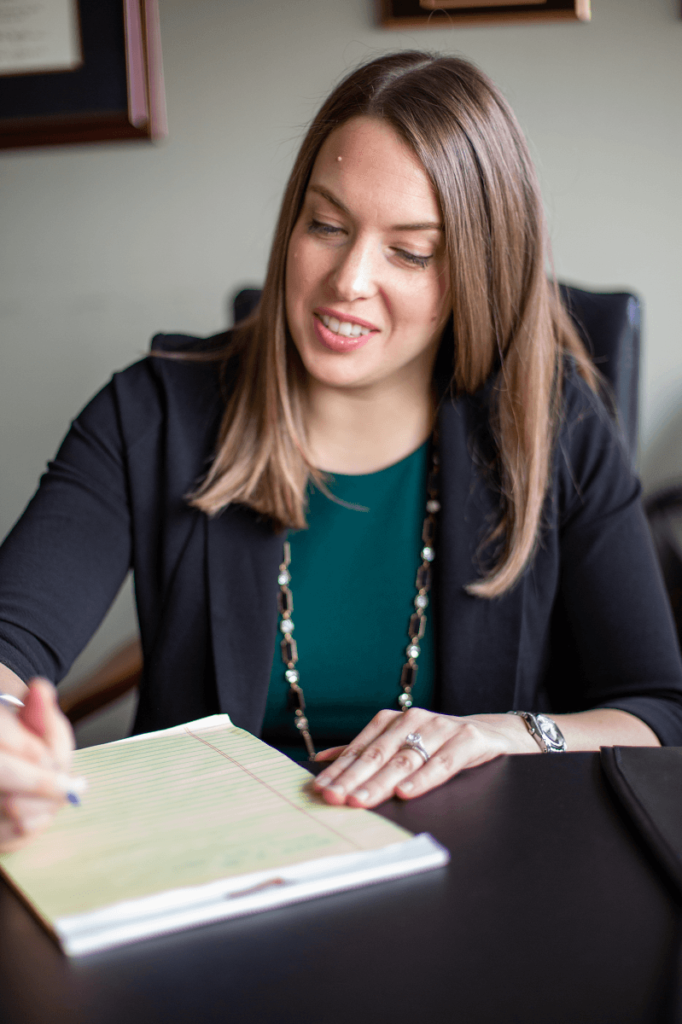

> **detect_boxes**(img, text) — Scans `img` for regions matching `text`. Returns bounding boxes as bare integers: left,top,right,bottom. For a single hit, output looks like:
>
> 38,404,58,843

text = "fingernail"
325,784,345,796
399,781,414,793
352,788,369,802
56,774,87,796
22,813,53,832
315,775,331,787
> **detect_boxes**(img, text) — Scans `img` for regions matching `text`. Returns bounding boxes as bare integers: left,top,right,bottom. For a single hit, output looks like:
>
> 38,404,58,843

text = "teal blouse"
262,442,435,760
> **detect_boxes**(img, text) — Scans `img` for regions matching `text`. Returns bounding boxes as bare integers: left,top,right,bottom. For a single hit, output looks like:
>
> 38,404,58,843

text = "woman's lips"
312,312,377,353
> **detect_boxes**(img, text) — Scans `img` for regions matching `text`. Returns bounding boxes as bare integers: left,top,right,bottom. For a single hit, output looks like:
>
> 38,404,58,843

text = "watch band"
508,710,567,753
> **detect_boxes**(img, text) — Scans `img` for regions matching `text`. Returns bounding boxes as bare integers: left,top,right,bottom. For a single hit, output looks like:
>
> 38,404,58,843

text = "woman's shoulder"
72,330,237,457
115,329,237,411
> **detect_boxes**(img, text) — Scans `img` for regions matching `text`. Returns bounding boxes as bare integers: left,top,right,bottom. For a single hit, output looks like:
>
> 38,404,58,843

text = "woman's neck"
303,378,435,475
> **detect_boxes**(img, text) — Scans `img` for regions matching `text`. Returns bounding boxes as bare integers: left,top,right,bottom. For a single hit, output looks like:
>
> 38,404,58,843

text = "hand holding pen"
0,679,86,854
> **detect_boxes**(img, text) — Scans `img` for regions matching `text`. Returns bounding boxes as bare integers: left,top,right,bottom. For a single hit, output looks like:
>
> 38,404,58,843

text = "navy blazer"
1,333,681,743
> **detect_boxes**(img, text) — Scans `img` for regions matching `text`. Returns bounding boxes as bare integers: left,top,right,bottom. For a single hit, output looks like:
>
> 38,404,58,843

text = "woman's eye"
395,249,433,270
308,219,343,237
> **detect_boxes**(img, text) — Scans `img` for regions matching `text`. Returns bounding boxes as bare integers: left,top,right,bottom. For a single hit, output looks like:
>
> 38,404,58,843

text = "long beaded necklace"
276,438,440,761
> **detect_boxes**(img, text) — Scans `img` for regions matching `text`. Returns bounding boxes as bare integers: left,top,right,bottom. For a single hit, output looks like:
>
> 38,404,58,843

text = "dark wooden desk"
0,753,678,1024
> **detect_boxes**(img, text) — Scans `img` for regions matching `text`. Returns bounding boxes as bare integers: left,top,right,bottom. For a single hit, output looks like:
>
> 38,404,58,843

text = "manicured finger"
316,709,435,803
313,709,401,795
0,749,86,800
314,746,346,762
345,716,460,807
0,822,37,853
0,809,56,852
4,795,62,825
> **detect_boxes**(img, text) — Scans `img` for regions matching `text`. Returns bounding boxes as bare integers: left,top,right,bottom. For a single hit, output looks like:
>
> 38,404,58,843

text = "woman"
1,52,681,852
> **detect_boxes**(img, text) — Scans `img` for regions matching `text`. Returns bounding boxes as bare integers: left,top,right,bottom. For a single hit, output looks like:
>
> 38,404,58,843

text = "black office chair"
559,284,641,464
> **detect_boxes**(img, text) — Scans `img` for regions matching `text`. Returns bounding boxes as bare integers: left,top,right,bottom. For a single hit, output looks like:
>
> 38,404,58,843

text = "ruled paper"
0,716,411,922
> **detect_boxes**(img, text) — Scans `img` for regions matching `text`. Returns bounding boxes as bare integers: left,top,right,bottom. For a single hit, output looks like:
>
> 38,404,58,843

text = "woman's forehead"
307,117,441,226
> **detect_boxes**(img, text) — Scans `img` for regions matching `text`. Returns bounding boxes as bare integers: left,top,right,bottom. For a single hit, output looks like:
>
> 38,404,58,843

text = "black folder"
601,747,682,1022
601,746,682,895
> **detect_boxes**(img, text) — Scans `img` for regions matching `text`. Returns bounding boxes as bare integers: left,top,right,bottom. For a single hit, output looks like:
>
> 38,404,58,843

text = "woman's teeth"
319,314,371,338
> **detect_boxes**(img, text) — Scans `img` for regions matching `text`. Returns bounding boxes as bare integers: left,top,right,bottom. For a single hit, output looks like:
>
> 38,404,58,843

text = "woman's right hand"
0,679,86,853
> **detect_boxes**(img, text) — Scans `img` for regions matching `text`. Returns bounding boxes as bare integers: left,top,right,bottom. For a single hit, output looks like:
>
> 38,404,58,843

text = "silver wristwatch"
508,710,567,753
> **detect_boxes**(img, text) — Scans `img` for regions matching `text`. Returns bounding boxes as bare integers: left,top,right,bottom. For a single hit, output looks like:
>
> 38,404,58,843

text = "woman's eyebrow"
308,184,442,232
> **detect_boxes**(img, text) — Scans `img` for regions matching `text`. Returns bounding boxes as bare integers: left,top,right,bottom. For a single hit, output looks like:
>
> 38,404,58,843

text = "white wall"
1,0,681,726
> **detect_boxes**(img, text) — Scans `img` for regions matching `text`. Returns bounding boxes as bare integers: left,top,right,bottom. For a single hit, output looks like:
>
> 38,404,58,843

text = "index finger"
0,749,84,801
313,709,403,790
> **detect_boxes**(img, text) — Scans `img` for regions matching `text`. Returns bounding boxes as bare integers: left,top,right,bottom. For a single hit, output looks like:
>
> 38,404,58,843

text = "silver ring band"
401,731,430,764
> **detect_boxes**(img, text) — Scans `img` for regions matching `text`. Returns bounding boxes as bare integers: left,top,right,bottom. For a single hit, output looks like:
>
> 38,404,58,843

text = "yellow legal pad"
0,715,448,955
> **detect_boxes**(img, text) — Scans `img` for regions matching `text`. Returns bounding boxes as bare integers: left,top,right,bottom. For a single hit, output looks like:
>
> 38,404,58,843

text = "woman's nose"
329,238,378,302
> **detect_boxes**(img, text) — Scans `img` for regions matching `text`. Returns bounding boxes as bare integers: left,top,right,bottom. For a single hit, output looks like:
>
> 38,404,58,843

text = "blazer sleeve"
0,377,134,683
550,372,682,745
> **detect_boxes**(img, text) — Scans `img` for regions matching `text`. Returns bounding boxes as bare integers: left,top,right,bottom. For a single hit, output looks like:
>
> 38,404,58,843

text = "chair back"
559,284,641,463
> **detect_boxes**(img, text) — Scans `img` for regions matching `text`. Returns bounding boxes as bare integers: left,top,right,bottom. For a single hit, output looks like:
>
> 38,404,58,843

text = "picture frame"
0,0,166,151
378,0,591,28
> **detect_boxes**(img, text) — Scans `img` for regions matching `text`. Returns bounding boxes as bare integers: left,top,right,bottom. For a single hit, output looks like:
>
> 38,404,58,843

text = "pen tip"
67,792,81,806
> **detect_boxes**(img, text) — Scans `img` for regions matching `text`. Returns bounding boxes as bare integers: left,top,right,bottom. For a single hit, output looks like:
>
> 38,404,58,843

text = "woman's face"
285,117,450,395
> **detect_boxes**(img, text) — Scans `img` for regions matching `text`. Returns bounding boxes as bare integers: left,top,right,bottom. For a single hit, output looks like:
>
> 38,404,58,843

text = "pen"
0,691,83,806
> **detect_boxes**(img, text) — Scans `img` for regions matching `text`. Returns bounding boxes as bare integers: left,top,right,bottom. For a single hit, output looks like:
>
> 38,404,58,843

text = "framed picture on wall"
379,0,591,28
0,0,166,151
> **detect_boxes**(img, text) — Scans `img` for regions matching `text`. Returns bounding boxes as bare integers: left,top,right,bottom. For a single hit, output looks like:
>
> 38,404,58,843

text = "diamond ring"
401,731,430,764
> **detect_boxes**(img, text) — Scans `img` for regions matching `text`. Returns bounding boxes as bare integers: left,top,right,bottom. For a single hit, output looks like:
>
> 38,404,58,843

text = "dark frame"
0,0,166,151
379,0,591,28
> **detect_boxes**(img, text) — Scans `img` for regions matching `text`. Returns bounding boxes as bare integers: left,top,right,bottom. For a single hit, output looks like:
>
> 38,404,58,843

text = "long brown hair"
190,52,597,598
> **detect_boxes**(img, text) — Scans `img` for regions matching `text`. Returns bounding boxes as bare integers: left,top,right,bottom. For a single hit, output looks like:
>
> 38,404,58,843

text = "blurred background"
0,0,680,742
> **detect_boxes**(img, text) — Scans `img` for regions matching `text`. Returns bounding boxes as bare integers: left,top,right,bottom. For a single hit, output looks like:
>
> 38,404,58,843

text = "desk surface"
0,752,678,1024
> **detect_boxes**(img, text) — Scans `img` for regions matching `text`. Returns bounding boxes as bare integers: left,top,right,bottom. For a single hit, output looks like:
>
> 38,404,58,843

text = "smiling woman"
285,117,450,469
0,52,681,849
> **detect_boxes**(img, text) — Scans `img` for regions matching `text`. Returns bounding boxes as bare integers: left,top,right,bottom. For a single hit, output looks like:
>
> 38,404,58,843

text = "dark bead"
401,663,418,689
427,471,439,494
281,637,298,664
416,565,432,591
422,518,436,545
408,613,426,639
278,587,293,615
287,686,305,712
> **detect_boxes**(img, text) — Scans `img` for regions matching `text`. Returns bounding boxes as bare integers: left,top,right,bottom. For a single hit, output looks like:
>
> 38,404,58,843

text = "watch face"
536,714,565,748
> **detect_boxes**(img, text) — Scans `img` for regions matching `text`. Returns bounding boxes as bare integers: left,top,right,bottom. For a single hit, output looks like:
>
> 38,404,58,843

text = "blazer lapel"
437,393,523,715
206,505,283,733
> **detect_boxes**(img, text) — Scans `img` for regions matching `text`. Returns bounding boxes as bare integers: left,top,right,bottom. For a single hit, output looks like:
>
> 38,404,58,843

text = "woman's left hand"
312,707,539,807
